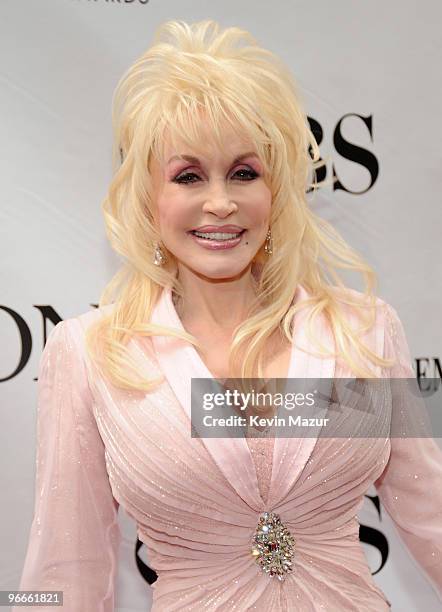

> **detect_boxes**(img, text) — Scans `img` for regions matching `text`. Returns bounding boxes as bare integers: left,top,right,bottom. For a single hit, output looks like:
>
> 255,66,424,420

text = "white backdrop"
1,1,441,610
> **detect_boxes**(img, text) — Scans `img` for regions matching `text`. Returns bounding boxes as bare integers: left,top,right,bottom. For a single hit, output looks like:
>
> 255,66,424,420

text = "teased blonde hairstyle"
86,19,394,391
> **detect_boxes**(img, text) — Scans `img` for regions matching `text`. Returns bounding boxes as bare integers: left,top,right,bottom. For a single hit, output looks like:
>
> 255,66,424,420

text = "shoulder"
46,305,115,342
333,287,412,363
327,285,386,309
325,285,396,325
296,283,395,332
43,305,115,375
70,303,115,334
326,286,400,357
47,305,114,350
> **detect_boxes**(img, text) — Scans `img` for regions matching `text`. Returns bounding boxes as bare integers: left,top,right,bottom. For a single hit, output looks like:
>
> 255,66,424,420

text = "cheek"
157,195,189,230
248,186,272,223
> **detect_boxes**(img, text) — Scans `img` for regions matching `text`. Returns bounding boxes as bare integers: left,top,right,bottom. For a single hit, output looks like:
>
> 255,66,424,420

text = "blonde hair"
85,19,394,391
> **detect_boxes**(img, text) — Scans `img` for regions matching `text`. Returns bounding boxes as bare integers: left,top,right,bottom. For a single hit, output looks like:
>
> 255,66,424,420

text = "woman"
16,19,442,611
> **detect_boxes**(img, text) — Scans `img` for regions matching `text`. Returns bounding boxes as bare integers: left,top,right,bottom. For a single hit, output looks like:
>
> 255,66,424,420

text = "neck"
173,266,259,333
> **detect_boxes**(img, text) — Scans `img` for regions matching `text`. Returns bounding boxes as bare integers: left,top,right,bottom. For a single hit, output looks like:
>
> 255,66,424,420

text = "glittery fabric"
15,285,442,611
244,436,274,506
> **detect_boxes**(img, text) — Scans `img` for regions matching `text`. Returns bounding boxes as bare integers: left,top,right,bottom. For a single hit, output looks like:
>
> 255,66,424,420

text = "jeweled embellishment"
251,511,295,581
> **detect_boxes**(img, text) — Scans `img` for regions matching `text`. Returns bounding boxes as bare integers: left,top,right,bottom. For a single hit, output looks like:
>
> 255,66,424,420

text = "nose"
202,182,238,217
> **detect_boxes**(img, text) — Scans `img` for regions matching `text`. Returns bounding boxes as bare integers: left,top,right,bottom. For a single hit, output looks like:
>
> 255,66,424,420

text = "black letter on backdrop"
333,113,379,194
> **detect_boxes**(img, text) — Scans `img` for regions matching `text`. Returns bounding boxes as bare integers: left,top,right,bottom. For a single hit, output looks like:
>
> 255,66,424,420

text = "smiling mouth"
189,229,246,241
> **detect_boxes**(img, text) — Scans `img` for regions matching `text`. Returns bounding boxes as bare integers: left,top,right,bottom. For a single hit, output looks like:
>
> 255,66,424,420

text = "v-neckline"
169,289,298,396
168,288,298,458
149,284,336,511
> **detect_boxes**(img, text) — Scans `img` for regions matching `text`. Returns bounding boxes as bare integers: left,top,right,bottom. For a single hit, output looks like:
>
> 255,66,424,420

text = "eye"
233,168,259,181
173,167,259,185
173,172,200,184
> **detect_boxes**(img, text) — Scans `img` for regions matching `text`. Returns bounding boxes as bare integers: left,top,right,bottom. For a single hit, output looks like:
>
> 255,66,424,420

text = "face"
150,125,272,282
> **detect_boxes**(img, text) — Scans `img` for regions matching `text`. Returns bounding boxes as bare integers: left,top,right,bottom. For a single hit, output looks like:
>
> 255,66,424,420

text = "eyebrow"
167,151,259,165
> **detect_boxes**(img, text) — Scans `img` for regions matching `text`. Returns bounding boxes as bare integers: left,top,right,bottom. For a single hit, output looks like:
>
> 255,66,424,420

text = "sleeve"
374,303,442,600
13,319,121,612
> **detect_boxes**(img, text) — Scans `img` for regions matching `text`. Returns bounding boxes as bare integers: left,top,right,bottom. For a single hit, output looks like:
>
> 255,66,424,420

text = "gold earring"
153,242,167,266
264,229,273,255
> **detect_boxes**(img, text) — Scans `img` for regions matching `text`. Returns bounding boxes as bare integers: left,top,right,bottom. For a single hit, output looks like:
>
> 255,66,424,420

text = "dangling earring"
153,242,167,266
264,229,273,255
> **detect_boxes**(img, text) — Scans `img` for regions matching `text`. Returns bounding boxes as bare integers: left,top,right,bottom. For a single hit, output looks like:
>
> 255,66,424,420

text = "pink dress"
15,285,442,611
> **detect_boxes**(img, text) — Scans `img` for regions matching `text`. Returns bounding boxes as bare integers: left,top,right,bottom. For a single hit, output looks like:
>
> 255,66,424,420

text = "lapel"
149,284,335,512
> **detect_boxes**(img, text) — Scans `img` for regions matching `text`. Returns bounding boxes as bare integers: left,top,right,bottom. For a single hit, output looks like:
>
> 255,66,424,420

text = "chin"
181,260,253,281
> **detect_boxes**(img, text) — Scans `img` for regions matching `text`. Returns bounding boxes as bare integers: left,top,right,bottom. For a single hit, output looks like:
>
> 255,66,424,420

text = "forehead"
158,122,257,164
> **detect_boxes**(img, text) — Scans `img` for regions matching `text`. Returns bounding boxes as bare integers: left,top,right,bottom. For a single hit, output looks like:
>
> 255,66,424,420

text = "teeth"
193,231,242,240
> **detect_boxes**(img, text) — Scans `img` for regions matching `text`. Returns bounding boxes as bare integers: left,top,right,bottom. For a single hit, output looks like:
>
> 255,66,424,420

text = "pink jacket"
15,285,442,611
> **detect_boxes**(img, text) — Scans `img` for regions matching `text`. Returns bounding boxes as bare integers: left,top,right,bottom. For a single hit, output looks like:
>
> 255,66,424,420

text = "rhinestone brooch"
251,511,295,581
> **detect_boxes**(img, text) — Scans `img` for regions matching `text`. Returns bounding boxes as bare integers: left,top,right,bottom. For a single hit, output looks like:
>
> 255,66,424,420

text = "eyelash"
173,168,259,184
